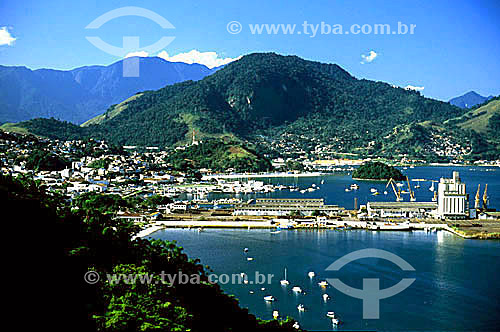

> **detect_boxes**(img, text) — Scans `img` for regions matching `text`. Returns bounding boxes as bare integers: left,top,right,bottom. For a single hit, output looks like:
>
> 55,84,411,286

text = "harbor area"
135,214,500,239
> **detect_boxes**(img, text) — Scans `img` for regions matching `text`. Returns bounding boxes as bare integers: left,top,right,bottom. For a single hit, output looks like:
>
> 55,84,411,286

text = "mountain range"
0,57,219,124
449,91,494,109
2,53,499,159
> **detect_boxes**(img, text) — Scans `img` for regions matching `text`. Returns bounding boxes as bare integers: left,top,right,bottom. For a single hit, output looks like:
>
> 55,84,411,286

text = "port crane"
483,184,488,210
386,178,402,202
474,184,481,210
406,176,416,202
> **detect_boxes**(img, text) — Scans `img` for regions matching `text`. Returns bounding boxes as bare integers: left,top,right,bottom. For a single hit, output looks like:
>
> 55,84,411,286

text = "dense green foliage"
488,113,500,141
89,158,112,169
12,117,89,140
25,148,70,171
352,161,405,180
165,139,272,173
2,175,297,331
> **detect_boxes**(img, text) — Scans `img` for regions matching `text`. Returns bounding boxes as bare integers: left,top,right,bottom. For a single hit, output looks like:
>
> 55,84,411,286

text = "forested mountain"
449,91,493,109
0,57,218,124
4,53,498,159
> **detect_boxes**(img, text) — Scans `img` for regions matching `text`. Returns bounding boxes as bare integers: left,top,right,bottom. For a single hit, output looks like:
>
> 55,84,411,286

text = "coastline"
202,172,325,180
352,177,397,182
136,219,500,239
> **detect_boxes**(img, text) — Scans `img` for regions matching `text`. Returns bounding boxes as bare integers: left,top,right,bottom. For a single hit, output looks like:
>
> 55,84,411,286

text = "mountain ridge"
0,57,220,124
5,52,498,159
449,91,493,109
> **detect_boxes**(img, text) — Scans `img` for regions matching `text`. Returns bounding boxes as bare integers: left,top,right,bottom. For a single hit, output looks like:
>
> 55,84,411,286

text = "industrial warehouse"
233,198,345,216
230,172,490,221
364,171,491,220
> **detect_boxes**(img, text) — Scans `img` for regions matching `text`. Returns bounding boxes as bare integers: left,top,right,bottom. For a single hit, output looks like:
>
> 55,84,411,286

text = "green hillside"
78,53,465,145
81,93,144,127
8,52,491,158
454,97,499,133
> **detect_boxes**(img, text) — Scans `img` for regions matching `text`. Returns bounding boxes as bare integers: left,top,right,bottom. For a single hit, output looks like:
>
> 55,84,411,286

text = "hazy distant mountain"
449,91,493,109
0,57,219,124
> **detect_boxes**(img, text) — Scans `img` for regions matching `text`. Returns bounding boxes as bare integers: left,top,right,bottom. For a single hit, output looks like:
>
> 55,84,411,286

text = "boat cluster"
261,267,341,326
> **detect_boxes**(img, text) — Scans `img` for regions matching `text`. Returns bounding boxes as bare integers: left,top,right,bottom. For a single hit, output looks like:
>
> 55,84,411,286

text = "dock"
134,219,490,239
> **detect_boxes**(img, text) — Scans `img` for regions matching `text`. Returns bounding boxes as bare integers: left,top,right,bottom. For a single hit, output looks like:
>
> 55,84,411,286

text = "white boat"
292,286,302,293
293,322,300,329
308,271,315,278
247,257,254,261
318,280,328,287
297,304,305,311
370,188,377,193
264,295,275,302
321,179,325,184
350,184,359,190
244,247,249,253
345,188,351,192
322,294,330,301
429,182,435,191
270,230,281,234
272,310,279,318
383,191,388,195
331,318,339,325
249,290,254,294
326,311,336,318
280,268,289,285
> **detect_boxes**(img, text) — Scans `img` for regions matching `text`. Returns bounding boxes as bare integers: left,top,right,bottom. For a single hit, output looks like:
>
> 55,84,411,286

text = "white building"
437,171,468,219
366,201,437,219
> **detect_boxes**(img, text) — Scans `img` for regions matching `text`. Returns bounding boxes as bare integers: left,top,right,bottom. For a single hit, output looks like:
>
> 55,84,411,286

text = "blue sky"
0,0,499,101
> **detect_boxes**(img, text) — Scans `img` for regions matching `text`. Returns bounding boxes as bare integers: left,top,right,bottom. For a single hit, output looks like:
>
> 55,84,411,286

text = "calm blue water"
159,167,500,331
184,166,499,210
152,228,500,331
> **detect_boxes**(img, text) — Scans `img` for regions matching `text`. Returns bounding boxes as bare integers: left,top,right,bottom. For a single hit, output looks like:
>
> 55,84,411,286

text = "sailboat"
280,268,289,285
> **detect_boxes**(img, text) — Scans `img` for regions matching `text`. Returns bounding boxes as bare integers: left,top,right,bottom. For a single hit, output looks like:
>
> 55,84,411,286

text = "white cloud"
157,50,241,69
0,27,16,46
360,50,378,64
404,85,425,92
124,51,149,58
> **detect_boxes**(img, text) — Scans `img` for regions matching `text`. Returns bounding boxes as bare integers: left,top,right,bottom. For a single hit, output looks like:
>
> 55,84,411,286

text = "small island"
352,161,405,181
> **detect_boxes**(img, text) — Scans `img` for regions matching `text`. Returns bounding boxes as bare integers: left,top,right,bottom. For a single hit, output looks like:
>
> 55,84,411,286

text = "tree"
25,148,69,171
